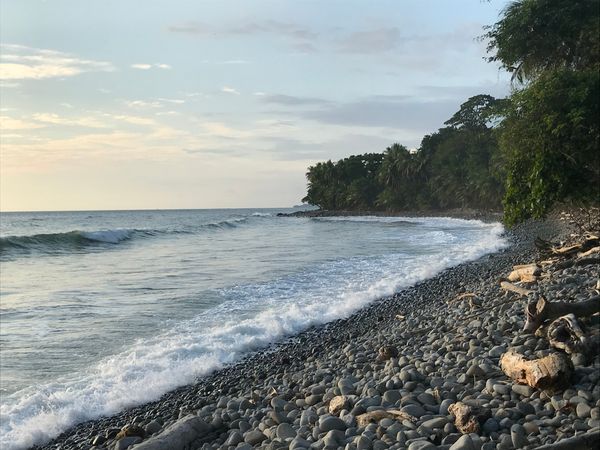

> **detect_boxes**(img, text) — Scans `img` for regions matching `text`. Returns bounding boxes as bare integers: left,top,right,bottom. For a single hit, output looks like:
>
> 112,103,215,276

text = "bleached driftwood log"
500,281,533,297
507,263,541,282
500,350,573,391
524,295,600,333
547,314,588,354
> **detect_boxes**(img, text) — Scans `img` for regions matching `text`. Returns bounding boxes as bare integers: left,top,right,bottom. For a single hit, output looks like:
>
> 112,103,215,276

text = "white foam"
0,219,506,450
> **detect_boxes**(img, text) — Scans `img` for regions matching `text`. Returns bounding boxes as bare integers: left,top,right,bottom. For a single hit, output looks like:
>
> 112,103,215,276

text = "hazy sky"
0,0,510,211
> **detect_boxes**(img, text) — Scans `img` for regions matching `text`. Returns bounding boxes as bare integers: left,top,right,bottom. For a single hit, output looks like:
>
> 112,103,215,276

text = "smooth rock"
422,417,448,429
115,437,142,450
277,423,296,440
511,385,533,397
511,424,528,448
449,434,476,450
132,415,210,450
245,430,267,445
407,440,436,450
319,416,347,432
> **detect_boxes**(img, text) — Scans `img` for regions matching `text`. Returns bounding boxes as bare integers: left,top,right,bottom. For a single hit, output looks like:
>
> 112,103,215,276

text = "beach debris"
447,292,477,305
355,409,416,428
328,395,349,415
377,345,399,361
116,424,145,440
499,350,573,391
500,280,533,297
523,294,600,333
395,314,406,320
448,401,490,434
507,263,541,283
547,314,600,359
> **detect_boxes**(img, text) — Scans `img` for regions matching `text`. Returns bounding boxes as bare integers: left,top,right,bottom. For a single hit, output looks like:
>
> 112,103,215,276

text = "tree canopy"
302,0,599,225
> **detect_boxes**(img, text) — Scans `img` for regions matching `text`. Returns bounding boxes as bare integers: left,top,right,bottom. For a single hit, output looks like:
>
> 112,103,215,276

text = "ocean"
0,208,507,449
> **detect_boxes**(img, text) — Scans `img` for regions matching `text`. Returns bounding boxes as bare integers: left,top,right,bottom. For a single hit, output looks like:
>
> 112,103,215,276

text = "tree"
500,69,600,225
444,94,509,130
484,0,600,83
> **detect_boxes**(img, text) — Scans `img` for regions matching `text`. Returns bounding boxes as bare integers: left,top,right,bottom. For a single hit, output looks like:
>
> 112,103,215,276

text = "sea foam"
0,218,506,450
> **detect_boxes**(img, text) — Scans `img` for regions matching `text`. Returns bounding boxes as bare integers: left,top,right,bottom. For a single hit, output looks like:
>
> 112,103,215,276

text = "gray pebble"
511,424,528,448
449,434,475,450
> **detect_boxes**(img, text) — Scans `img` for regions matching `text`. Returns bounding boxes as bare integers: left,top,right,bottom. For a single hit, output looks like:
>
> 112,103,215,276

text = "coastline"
278,209,503,223
34,209,599,450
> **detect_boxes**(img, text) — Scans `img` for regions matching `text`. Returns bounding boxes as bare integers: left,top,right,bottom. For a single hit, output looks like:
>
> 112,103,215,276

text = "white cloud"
0,115,46,130
111,114,156,126
131,63,171,70
0,44,114,80
32,113,106,128
221,86,240,95
124,100,163,109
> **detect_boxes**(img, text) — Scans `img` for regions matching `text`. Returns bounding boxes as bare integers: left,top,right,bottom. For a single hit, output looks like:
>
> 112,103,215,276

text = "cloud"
0,44,114,80
168,20,317,52
124,100,164,109
299,95,459,131
262,134,395,161
0,116,46,130
31,113,107,128
221,86,240,95
260,94,330,106
131,63,171,70
337,27,401,53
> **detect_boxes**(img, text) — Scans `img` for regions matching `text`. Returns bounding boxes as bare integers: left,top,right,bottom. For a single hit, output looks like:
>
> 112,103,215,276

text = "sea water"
0,208,507,449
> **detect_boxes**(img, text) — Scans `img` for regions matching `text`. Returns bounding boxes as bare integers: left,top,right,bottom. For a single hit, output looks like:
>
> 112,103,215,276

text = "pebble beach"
34,210,600,450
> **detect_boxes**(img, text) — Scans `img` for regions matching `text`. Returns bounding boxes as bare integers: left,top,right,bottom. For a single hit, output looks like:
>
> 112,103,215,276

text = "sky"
0,0,511,212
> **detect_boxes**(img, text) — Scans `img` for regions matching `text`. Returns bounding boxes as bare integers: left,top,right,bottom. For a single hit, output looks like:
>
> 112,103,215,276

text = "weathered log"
547,314,588,354
534,431,600,450
500,281,533,297
356,409,416,428
524,295,600,333
499,350,573,391
578,246,600,258
507,263,541,282
552,256,600,271
448,402,490,434
448,292,477,305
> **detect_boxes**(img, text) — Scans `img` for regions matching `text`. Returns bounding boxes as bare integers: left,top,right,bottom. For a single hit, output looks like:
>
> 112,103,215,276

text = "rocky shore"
35,209,599,450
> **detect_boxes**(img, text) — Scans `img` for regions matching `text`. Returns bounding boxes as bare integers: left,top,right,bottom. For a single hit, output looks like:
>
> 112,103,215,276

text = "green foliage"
303,1,599,225
484,0,600,83
303,96,505,212
501,69,600,225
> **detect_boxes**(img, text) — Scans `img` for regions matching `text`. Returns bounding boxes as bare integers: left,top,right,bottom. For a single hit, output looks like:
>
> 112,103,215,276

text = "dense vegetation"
302,0,599,225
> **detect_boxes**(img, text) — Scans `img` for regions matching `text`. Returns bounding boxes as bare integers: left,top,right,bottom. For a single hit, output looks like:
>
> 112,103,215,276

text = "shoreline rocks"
34,209,600,450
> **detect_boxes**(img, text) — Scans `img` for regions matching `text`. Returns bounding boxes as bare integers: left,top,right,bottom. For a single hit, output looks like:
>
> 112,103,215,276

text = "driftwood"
356,409,416,428
499,350,573,391
552,256,600,271
507,263,541,282
500,281,533,297
448,402,491,434
534,431,600,450
578,246,600,258
547,314,588,354
524,295,600,333
551,236,599,257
